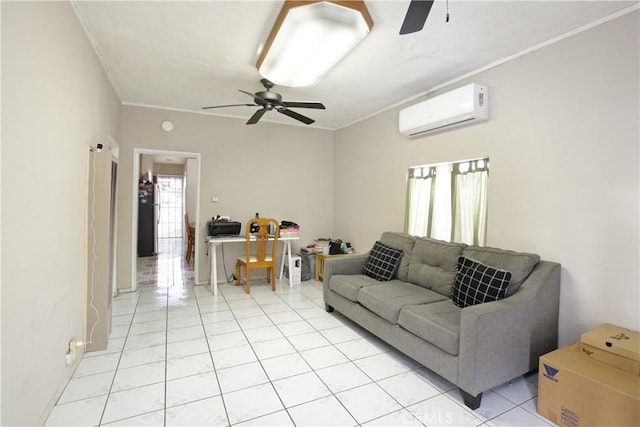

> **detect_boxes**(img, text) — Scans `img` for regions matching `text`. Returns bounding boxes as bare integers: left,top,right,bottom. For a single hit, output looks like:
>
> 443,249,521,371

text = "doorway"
157,175,184,239
131,149,201,291
143,174,187,288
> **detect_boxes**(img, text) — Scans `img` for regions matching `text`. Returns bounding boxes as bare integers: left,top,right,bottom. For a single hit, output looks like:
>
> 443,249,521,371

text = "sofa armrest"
322,253,369,301
458,261,561,396
323,252,369,281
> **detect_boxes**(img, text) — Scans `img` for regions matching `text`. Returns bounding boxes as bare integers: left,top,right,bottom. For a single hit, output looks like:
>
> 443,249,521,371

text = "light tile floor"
46,239,555,427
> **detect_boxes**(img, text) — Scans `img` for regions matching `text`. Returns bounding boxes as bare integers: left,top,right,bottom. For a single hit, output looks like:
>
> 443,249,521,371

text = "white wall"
116,106,335,289
333,11,639,345
1,2,121,425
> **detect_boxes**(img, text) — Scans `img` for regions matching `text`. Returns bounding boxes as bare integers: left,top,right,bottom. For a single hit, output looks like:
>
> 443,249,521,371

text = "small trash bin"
300,249,315,281
284,255,302,285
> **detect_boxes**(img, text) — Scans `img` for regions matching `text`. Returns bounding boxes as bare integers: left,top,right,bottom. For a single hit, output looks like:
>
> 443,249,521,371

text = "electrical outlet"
65,339,78,366
69,339,78,359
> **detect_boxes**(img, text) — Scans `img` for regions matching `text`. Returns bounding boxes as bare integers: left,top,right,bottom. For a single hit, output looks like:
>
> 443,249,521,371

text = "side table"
315,252,347,281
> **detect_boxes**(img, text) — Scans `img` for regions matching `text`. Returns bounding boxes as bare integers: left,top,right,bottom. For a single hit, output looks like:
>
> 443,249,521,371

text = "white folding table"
205,235,300,295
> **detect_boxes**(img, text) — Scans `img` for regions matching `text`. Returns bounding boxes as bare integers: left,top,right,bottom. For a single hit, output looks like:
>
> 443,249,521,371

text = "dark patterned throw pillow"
452,256,512,308
361,241,404,281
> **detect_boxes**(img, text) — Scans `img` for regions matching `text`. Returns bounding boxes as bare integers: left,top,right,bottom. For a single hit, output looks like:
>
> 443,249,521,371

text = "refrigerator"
137,181,156,257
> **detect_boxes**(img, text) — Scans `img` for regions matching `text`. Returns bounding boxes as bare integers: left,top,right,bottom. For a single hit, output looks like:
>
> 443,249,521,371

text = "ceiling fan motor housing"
256,91,282,105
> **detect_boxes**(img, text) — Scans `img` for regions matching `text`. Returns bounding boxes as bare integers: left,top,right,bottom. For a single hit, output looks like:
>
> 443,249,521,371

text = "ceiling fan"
202,78,326,125
400,0,435,35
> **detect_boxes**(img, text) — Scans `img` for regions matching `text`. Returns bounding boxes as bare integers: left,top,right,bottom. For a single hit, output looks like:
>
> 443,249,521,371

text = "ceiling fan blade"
201,103,254,110
283,102,326,110
400,0,434,35
246,108,267,125
277,108,315,125
239,89,267,103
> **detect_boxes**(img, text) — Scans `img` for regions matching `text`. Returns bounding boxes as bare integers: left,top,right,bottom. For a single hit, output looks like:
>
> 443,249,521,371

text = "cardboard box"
580,324,640,375
538,342,640,427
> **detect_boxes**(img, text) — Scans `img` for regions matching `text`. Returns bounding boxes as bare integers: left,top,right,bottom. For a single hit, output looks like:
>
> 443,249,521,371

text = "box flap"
581,323,640,362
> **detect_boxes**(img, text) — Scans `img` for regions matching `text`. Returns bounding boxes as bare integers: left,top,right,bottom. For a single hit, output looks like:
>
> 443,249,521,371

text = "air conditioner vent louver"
399,83,489,137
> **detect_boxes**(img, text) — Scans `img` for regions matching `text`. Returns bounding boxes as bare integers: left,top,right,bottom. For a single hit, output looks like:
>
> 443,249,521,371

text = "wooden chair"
235,217,280,294
185,212,195,263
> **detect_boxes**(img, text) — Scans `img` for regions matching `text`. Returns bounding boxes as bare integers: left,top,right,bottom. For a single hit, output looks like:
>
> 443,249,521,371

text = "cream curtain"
451,159,489,245
405,166,436,236
406,158,488,245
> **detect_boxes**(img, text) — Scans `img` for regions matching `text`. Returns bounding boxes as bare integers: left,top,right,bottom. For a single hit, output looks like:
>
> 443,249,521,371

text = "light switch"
211,195,219,202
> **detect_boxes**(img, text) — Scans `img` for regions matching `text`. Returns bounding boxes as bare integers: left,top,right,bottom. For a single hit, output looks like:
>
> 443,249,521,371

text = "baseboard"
37,345,86,426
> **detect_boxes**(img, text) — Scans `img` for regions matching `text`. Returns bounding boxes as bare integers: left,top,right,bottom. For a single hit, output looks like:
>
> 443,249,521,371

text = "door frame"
105,135,120,299
131,148,201,291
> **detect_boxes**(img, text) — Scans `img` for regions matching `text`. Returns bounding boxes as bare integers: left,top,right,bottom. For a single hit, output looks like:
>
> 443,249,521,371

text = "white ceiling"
71,1,637,130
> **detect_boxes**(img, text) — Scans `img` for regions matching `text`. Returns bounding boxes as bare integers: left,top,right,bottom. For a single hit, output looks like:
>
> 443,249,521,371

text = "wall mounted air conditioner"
399,83,488,137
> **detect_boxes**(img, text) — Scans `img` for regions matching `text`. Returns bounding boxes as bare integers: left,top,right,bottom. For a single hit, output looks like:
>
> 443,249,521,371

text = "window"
405,158,489,245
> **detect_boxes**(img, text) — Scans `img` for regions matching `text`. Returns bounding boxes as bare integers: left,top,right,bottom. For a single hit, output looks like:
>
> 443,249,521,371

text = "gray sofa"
322,232,560,409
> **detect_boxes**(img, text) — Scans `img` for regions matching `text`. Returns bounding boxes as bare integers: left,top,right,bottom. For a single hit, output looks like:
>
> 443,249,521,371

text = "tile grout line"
106,239,188,425
195,283,234,427
284,293,413,426
163,286,169,427
277,291,366,425
233,288,296,423
220,281,298,426
220,280,380,426
97,288,142,426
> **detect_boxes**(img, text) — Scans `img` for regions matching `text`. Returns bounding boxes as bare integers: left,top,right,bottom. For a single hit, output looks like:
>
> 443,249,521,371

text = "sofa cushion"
407,237,467,297
328,274,385,302
463,246,540,296
452,256,512,308
357,282,447,324
379,232,417,282
361,241,404,281
398,301,462,356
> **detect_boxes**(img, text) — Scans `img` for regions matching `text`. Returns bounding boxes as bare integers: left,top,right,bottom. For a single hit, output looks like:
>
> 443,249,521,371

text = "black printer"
207,218,241,237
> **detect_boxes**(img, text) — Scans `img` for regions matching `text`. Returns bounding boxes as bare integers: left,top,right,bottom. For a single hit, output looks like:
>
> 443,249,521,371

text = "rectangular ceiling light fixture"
256,0,373,87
